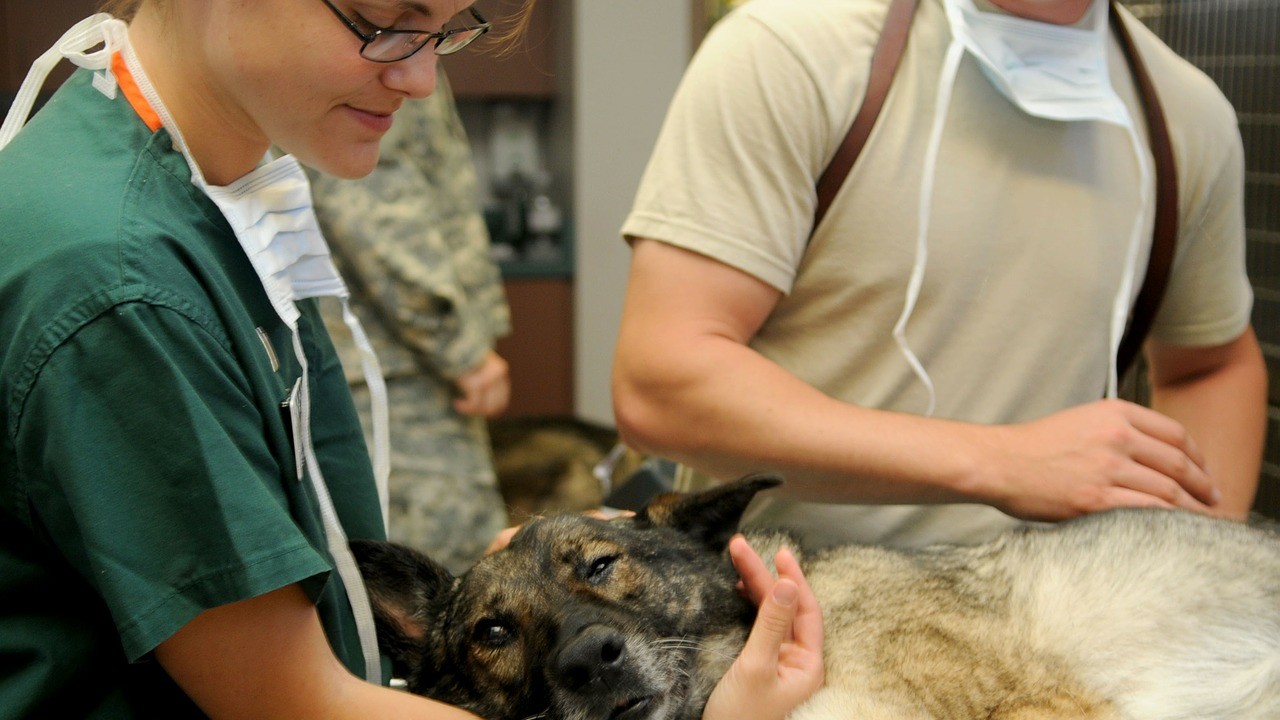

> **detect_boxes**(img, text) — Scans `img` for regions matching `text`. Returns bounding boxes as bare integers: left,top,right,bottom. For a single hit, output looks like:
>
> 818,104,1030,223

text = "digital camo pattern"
309,74,511,574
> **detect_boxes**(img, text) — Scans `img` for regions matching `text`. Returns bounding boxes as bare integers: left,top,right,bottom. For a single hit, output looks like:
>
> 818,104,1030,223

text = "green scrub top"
0,68,387,717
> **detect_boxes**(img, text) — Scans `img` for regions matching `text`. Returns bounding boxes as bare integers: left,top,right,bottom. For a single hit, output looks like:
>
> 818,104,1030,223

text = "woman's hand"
703,535,824,720
453,351,510,418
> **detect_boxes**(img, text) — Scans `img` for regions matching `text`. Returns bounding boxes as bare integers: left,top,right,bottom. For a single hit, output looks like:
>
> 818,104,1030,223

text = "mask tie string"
0,13,122,150
292,332,384,684
895,38,966,418
1105,122,1153,397
341,300,392,526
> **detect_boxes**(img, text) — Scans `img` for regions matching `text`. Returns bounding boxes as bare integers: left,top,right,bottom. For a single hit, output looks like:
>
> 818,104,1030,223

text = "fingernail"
772,581,797,607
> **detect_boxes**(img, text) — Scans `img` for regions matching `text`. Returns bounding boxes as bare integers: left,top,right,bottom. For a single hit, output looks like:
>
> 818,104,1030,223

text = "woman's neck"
127,5,269,185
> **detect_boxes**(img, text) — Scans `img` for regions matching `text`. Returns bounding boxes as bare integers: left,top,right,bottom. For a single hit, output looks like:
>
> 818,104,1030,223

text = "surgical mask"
897,0,1151,414
1,14,388,684
947,0,1132,126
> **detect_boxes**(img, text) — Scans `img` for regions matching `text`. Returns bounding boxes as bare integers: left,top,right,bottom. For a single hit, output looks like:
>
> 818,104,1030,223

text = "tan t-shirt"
622,0,1252,549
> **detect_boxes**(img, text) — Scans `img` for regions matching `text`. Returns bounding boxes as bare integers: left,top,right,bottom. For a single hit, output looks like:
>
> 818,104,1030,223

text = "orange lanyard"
110,51,162,132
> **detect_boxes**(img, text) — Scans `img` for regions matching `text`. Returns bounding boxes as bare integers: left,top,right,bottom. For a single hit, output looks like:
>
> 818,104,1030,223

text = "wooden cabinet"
495,277,574,417
444,0,559,99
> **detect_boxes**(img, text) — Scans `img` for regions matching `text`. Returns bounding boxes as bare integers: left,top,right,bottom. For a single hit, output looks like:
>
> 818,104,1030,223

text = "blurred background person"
309,72,512,574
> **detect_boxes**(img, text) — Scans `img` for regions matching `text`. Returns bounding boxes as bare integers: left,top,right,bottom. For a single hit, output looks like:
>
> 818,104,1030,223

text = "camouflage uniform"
308,74,512,574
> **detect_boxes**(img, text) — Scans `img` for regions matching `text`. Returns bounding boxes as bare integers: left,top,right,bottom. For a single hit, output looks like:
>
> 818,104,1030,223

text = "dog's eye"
472,618,515,648
582,555,617,583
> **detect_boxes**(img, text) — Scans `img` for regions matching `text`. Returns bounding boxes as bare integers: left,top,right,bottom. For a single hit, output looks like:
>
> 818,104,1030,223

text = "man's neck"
987,0,1095,24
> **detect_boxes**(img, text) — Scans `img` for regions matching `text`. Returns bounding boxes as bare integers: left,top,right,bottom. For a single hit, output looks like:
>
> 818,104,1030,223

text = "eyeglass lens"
361,22,487,61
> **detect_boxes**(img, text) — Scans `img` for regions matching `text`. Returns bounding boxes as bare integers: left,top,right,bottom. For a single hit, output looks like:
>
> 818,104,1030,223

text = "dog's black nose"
554,624,628,691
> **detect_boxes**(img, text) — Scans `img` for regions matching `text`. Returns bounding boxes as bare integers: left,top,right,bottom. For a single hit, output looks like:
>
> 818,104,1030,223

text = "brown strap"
813,0,1177,380
1111,2,1179,378
813,0,919,230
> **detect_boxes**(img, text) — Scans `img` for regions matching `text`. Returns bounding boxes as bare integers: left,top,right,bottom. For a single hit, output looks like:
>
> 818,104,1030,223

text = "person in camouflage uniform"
308,72,512,575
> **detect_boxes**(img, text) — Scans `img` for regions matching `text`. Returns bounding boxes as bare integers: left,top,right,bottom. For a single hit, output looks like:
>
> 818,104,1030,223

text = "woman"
0,1,821,717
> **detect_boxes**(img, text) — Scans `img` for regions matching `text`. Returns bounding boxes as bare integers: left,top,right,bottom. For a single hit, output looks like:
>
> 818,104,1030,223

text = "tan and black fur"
354,476,1280,720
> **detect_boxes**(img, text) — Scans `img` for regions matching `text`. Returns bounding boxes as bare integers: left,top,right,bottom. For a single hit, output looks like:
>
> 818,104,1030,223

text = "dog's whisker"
647,635,741,668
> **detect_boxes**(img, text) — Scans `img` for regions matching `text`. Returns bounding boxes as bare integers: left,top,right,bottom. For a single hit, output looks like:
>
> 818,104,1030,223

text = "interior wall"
570,0,692,425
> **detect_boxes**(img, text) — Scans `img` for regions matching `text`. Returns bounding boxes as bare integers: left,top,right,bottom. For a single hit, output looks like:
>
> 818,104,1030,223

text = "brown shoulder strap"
813,0,919,230
1111,1,1178,378
812,0,1177,380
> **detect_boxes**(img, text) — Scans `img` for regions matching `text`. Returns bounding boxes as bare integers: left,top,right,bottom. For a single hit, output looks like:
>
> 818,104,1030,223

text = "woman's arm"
155,584,481,720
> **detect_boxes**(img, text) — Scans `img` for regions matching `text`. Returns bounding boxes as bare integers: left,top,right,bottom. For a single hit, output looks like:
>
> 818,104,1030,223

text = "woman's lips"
348,105,394,133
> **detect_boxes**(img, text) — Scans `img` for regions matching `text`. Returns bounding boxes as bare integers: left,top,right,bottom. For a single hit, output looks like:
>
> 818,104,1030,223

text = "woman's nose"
381,49,439,99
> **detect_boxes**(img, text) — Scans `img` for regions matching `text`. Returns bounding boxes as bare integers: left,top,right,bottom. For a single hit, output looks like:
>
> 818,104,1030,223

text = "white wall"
571,0,692,424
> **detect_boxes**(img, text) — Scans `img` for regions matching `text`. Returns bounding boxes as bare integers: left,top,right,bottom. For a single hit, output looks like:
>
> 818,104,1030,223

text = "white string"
1105,120,1154,398
894,39,966,418
342,299,391,529
293,333,384,684
0,14,119,149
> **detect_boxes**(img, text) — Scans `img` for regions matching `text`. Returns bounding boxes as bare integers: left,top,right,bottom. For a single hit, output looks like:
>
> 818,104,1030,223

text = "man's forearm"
1149,331,1267,518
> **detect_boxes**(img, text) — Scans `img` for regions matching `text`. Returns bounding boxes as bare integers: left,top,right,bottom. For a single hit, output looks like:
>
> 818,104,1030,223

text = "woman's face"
193,0,473,178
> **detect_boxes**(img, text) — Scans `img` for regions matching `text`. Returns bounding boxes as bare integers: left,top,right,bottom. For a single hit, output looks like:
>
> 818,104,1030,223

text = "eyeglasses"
321,1,490,62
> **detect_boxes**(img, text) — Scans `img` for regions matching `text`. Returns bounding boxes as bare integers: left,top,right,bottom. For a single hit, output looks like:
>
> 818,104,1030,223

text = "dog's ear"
351,539,454,679
636,473,782,551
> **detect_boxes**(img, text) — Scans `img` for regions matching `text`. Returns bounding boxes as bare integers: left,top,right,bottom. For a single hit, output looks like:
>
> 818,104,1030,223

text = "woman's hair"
98,0,144,20
490,0,541,57
94,0,536,45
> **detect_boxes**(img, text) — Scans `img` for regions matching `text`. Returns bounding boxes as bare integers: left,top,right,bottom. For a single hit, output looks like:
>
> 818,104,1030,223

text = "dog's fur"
354,476,1280,720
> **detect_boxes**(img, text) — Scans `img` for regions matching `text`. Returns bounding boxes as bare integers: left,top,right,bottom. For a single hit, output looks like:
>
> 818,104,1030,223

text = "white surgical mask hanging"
1,14,389,685
899,0,1153,414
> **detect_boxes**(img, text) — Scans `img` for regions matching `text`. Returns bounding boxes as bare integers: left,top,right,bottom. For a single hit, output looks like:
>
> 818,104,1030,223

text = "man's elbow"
613,365,698,458
612,373,663,457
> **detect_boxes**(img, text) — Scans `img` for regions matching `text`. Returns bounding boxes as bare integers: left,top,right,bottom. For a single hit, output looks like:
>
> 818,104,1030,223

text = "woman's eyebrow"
394,1,436,18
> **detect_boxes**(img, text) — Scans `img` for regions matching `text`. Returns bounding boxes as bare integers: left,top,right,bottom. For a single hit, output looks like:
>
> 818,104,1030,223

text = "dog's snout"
554,624,628,691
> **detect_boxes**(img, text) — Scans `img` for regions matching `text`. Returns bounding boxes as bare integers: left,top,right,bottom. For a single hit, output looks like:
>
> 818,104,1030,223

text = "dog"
489,415,644,522
353,476,1280,720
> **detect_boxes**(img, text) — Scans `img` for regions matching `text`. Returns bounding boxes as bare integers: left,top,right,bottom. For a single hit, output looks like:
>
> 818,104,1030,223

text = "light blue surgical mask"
946,0,1131,126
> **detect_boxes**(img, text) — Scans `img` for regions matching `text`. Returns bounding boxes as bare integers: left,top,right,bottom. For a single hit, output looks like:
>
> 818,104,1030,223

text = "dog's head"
353,475,782,720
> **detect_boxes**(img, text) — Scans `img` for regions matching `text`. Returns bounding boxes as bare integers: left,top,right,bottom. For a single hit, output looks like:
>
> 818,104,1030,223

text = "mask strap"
1105,122,1153,397
291,332,384,684
0,14,123,150
896,38,966,417
341,300,391,528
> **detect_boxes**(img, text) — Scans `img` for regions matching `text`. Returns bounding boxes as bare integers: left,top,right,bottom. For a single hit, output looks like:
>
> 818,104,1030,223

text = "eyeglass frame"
320,1,490,62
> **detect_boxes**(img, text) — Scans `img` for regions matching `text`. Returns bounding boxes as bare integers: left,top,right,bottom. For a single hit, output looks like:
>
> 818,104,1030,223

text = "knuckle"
1098,424,1132,449
1074,486,1110,514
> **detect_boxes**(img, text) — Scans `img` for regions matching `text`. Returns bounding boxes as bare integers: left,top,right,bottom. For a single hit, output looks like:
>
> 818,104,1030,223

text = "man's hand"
974,398,1220,521
453,351,510,418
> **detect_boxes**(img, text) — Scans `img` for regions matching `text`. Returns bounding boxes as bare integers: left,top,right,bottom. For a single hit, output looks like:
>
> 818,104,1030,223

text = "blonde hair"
490,0,542,57
95,1,536,42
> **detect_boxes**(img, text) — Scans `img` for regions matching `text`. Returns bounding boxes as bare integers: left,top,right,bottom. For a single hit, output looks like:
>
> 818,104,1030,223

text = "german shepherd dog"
353,476,1280,720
